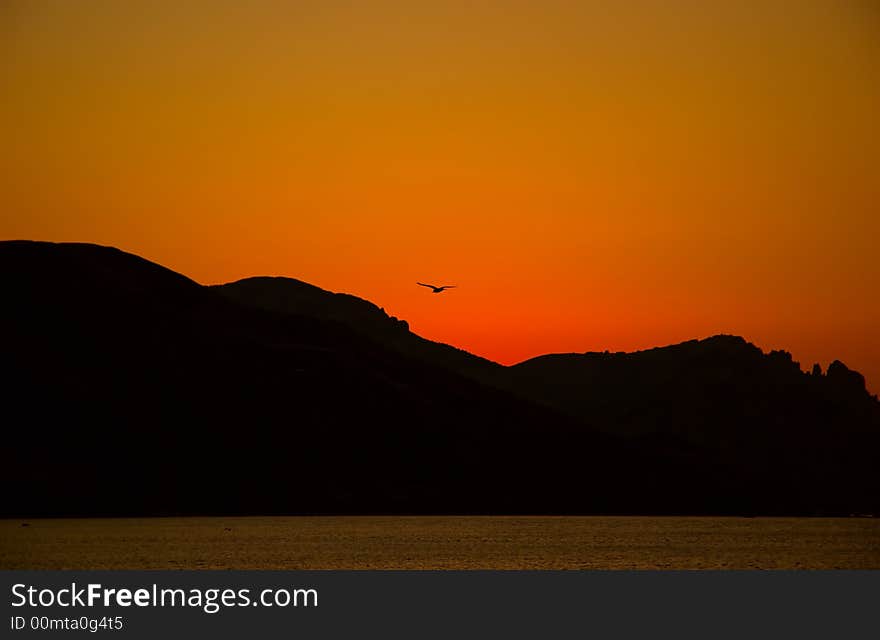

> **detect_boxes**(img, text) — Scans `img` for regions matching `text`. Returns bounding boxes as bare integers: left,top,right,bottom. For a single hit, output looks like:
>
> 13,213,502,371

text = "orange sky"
2,1,878,390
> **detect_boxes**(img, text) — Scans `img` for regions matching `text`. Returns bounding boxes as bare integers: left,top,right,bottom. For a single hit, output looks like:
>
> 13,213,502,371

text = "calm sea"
2,516,878,570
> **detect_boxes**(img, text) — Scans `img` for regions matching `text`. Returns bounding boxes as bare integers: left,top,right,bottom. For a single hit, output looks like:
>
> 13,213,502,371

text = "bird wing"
440,285,456,289
417,282,437,289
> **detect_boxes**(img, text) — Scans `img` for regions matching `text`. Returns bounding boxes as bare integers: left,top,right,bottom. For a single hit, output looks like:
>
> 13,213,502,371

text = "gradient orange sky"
2,1,878,389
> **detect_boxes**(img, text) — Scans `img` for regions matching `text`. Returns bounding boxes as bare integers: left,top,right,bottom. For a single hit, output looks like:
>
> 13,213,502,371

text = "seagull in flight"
417,282,456,294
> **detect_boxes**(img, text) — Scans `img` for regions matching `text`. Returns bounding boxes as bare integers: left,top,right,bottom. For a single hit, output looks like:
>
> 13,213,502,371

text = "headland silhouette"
2,240,878,517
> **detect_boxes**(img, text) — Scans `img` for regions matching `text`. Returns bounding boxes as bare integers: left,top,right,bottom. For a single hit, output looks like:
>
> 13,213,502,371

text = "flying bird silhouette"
417,282,456,293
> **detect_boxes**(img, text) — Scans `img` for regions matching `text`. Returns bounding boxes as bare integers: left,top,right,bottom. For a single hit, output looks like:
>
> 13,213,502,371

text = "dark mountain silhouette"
213,277,500,380
2,240,878,517
502,338,880,513
214,276,880,516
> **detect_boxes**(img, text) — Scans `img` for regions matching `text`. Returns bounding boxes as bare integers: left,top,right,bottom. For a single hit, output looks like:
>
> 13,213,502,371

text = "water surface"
2,516,878,570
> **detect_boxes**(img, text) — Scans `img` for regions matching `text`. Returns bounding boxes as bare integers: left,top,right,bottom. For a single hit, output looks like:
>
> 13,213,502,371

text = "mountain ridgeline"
2,241,878,517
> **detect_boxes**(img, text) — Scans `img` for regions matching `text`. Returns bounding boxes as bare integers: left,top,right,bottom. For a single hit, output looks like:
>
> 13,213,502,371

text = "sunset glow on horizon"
2,1,878,388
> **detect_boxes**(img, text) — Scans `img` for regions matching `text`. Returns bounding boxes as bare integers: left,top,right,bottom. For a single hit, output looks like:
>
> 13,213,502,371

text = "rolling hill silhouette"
2,241,878,517
214,276,500,380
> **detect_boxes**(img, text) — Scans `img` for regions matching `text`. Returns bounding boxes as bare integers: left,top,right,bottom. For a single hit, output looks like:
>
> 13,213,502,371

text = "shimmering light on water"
2,516,878,570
